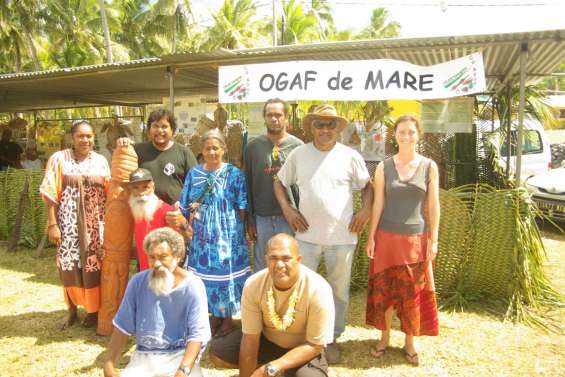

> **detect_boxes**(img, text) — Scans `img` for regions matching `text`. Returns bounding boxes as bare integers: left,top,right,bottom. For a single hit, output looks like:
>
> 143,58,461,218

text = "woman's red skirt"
366,229,439,336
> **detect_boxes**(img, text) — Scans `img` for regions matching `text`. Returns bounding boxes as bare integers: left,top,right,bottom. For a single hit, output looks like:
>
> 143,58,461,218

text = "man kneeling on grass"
209,233,335,377
103,228,211,377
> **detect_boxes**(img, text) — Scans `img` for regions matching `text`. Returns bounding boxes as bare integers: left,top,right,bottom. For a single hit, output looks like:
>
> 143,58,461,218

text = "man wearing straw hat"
274,104,373,364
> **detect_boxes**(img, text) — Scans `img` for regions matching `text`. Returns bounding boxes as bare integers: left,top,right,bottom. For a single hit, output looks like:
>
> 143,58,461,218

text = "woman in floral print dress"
40,120,110,329
180,129,250,337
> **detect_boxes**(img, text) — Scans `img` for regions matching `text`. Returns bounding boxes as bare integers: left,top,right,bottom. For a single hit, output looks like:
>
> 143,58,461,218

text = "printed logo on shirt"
163,162,175,176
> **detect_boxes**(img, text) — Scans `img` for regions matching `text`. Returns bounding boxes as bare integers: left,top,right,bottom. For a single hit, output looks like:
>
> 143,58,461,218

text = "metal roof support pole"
167,65,175,116
272,0,277,46
515,42,529,185
505,85,512,180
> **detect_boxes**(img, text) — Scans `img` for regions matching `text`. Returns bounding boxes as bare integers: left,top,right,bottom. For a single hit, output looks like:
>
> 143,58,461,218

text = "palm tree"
0,0,43,72
307,0,334,41
204,0,266,50
279,0,318,45
98,0,113,62
358,8,400,40
115,0,157,58
147,0,201,54
43,0,112,67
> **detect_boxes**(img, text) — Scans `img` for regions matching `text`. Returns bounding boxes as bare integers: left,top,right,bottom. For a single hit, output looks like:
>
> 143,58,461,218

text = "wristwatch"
178,365,191,376
265,363,279,377
179,221,190,231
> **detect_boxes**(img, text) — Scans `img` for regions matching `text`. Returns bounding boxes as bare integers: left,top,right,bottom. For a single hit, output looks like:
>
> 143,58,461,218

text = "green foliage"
0,1,405,74
205,0,266,50
357,7,400,40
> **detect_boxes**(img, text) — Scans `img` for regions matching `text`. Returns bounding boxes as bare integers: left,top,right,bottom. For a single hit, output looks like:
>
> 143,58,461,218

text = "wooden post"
97,146,137,336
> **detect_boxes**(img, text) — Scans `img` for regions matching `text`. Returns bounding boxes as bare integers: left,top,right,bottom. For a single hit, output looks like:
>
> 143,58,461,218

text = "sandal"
370,345,387,359
403,347,419,366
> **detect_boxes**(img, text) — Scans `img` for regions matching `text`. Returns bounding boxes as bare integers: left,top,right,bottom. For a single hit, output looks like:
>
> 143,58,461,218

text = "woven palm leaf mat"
351,185,563,327
0,169,47,248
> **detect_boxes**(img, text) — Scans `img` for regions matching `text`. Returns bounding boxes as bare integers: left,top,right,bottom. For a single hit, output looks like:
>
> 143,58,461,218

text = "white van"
478,117,552,180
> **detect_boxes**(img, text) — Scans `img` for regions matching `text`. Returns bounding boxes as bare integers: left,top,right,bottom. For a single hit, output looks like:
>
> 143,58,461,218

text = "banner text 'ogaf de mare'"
218,53,485,103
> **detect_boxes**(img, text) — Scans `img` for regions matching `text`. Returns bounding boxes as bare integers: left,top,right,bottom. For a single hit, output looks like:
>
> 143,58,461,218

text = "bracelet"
48,223,59,228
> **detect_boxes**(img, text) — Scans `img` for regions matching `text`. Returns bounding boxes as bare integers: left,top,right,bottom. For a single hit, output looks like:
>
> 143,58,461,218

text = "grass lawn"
0,226,563,377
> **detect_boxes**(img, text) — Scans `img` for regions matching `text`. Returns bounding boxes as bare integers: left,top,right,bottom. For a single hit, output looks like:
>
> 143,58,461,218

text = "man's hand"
166,202,188,228
48,224,61,248
250,365,266,377
174,370,186,377
282,207,309,233
247,222,257,242
116,137,133,148
348,206,371,233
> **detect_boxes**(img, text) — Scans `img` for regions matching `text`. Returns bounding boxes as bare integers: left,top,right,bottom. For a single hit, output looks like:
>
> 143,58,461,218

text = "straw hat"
302,104,348,133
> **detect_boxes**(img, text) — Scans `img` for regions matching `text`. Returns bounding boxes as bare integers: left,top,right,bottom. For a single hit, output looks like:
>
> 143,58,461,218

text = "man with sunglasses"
244,98,303,272
274,104,373,364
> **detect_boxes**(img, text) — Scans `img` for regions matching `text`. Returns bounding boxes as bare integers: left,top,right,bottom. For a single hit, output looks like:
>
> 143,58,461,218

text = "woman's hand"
48,224,61,248
427,239,438,260
366,236,375,259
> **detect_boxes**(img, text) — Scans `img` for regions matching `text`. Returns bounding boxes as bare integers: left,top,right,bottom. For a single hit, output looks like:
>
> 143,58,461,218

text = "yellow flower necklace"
266,287,299,331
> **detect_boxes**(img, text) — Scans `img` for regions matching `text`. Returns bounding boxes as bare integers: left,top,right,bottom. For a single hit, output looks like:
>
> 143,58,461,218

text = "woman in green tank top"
364,114,441,366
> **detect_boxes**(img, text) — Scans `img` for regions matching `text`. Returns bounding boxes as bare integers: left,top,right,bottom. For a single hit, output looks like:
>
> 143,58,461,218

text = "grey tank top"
379,157,430,234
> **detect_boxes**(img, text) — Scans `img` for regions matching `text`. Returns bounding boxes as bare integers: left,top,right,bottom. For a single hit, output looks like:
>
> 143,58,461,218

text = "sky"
191,0,565,39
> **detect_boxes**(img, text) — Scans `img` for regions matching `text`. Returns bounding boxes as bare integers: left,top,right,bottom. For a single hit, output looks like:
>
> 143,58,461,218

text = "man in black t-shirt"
0,129,23,170
117,109,197,205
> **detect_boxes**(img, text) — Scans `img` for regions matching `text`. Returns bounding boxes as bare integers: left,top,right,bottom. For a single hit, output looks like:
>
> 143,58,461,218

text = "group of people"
39,98,440,377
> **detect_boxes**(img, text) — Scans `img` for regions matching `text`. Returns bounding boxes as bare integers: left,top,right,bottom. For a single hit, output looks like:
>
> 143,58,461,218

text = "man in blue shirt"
103,227,211,377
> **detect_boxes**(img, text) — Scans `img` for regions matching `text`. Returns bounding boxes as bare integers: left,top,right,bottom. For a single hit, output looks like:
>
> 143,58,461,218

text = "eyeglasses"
311,119,337,130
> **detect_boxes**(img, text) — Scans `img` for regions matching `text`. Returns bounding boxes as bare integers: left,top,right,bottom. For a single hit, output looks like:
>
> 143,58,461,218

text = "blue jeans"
254,215,294,272
298,240,355,340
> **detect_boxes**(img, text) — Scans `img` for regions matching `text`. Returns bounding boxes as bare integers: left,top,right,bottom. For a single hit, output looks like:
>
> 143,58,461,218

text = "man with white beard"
128,168,192,271
103,227,211,377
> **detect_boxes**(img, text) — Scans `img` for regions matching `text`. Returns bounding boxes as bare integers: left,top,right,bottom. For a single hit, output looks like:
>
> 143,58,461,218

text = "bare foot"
58,307,77,330
82,312,98,328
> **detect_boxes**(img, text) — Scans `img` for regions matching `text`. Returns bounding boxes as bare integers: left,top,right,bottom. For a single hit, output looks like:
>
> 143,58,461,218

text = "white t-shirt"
277,142,370,245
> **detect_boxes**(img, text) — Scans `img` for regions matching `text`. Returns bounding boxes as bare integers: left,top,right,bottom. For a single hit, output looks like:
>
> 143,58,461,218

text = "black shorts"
209,328,329,377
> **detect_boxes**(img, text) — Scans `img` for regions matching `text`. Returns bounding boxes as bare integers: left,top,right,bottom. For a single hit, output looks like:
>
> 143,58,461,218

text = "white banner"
219,53,485,103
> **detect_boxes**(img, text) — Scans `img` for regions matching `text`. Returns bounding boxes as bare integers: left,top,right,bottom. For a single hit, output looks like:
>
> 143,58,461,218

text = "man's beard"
129,193,160,222
148,265,176,296
266,124,284,135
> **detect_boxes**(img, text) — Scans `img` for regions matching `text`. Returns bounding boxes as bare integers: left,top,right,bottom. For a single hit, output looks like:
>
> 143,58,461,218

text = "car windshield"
500,130,543,156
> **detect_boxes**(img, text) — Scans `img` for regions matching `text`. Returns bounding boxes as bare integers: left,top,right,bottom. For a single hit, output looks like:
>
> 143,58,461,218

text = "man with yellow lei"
208,233,334,377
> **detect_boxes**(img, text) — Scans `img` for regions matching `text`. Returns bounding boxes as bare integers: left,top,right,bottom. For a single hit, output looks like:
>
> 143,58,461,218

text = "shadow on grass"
0,309,109,347
72,347,133,376
338,339,413,368
0,246,60,286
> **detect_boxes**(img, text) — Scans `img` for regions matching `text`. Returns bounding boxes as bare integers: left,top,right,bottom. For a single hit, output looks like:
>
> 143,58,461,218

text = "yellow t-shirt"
241,265,335,349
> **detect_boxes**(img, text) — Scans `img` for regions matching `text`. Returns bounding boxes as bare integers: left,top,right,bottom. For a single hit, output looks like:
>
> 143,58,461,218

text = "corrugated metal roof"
0,57,160,80
1,29,564,111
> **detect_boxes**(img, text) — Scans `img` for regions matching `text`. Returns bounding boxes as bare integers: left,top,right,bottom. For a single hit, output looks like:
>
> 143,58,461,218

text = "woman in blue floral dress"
180,129,250,336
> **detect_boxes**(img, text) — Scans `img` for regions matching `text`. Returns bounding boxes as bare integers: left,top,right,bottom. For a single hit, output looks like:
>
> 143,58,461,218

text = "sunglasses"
312,119,338,130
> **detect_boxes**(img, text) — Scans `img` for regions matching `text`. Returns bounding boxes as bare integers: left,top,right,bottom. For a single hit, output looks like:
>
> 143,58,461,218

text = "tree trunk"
24,30,41,71
98,0,113,63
